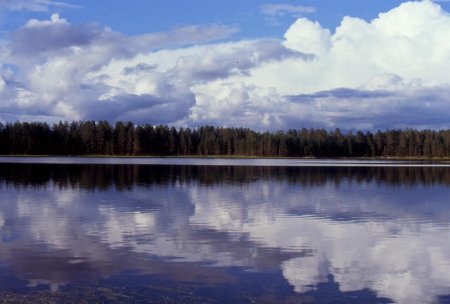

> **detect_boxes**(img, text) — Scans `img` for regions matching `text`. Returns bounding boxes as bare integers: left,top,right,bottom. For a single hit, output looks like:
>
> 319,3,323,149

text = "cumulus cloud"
2,1,450,130
0,13,237,123
9,14,103,59
195,0,450,130
7,14,238,63
84,93,196,124
86,38,305,126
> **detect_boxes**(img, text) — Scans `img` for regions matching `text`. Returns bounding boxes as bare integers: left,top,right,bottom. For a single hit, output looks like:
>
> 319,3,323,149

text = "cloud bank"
1,0,450,130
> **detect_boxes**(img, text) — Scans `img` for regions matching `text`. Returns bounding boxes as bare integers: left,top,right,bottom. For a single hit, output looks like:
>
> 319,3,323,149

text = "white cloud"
283,18,331,56
86,38,303,126
2,1,450,130
260,3,316,17
0,14,238,123
260,3,316,26
204,0,450,129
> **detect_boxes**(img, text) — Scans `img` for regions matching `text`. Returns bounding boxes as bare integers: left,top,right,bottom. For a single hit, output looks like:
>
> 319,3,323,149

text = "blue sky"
61,0,406,36
1,0,416,37
1,0,450,130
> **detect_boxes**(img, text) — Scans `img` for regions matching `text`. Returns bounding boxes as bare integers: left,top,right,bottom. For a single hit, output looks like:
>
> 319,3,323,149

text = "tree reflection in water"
0,162,449,303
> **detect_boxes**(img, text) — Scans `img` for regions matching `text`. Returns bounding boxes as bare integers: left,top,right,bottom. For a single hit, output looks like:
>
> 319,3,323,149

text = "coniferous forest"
1,121,450,158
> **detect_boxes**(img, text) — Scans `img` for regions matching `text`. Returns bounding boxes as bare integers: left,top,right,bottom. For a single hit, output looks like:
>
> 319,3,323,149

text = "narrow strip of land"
1,121,450,158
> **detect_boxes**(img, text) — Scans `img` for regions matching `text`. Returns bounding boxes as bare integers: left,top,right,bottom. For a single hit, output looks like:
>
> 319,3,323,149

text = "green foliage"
1,121,450,158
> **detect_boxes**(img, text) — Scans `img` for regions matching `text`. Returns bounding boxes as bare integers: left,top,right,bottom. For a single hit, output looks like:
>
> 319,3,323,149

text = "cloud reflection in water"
0,163,449,303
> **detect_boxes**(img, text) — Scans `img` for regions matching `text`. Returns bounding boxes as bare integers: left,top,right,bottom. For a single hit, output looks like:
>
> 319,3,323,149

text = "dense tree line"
1,121,450,157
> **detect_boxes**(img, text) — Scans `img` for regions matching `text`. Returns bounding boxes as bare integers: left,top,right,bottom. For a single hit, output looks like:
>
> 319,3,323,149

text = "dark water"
1,158,450,303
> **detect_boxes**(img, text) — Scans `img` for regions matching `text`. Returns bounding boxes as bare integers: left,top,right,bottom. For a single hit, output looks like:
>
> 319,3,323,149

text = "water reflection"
0,163,450,303
2,163,450,188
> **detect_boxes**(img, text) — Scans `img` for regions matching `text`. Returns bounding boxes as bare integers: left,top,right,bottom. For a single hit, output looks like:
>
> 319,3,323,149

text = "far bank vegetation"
1,121,450,158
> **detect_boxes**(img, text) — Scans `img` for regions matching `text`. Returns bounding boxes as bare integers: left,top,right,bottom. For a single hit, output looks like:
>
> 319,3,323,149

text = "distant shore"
1,155,450,161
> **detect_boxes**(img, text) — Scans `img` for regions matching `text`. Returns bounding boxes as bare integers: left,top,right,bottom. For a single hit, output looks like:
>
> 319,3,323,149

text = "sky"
1,0,450,130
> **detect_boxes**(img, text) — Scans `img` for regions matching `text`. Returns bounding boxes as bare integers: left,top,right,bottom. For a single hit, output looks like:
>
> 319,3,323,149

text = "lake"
1,157,450,303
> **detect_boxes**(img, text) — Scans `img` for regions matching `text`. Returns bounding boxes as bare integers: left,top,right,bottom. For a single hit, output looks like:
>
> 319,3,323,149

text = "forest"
1,120,450,158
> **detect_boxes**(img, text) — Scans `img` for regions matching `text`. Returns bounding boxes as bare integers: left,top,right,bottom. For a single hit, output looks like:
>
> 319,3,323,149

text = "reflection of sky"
1,171,450,303
188,180,450,303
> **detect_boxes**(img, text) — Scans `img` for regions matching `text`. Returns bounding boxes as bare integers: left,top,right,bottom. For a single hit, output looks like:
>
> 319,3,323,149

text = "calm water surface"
1,157,450,303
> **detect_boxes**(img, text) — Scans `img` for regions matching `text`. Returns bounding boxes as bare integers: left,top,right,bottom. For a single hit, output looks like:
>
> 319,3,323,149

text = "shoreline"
1,155,450,161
